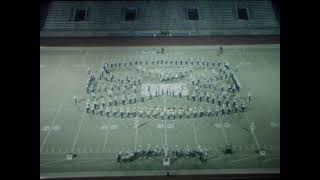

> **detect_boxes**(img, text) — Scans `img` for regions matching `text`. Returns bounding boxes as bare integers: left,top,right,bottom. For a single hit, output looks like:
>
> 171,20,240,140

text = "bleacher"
40,0,280,37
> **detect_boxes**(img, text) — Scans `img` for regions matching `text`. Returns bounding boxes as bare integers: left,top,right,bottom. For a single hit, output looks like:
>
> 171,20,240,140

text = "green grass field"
40,45,280,178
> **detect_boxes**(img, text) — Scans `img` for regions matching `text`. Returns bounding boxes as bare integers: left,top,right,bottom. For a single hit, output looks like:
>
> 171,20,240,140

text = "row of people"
98,59,225,71
84,102,248,118
116,144,208,163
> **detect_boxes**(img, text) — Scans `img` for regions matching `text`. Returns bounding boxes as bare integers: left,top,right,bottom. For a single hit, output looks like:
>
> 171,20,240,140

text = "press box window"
73,8,88,22
237,8,249,20
187,8,199,21
125,7,137,21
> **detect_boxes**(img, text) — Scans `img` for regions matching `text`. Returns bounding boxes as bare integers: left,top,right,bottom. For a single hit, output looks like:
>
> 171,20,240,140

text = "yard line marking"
192,119,198,147
162,62,168,146
53,53,66,74
270,157,280,160
244,112,261,151
164,95,167,146
40,56,71,151
40,103,64,152
134,118,139,150
233,85,262,151
102,117,110,153
217,117,228,145
77,158,104,164
71,112,86,153
41,157,108,161
109,143,112,153
210,156,224,161
164,111,167,145
40,159,66,167
231,156,254,163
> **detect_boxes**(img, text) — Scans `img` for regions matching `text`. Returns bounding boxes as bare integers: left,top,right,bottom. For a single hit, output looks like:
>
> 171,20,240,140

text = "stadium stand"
40,0,280,37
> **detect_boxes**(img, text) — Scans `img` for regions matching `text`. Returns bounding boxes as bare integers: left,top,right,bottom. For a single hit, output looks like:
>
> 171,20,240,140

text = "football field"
40,45,280,178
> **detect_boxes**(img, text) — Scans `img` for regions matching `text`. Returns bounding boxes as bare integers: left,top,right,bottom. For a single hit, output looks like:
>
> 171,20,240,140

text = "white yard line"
217,117,229,145
164,95,167,146
76,158,105,164
40,103,64,152
41,157,107,161
54,55,65,74
231,156,253,163
41,152,66,154
41,152,103,154
71,112,86,153
102,117,110,153
270,157,280,160
244,112,261,150
162,62,168,146
164,118,167,145
192,119,198,147
210,156,224,161
134,119,139,150
40,159,66,167
40,56,71,151
234,92,262,151
109,142,112,153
